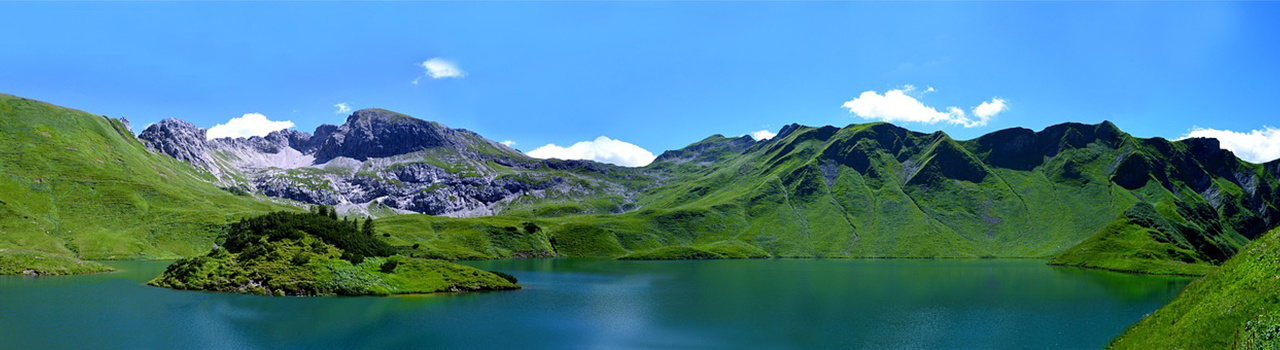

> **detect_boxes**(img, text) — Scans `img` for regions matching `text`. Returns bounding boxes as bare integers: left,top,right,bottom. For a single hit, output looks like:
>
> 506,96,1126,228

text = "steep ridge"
361,119,1280,270
139,108,653,218
0,94,288,261
1049,135,1278,275
623,120,1279,267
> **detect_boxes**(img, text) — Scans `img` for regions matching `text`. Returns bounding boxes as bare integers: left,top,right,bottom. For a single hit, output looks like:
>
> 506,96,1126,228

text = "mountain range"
4,93,1280,276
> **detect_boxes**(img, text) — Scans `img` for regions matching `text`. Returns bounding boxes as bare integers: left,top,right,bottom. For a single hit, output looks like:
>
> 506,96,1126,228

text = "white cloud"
334,102,351,114
526,136,656,167
206,113,294,140
421,58,465,79
973,98,1007,118
1179,126,1280,163
749,130,777,140
501,140,517,147
840,86,1005,128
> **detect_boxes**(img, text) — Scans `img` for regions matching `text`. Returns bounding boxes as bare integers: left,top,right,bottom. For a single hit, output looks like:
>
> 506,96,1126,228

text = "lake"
0,259,1190,349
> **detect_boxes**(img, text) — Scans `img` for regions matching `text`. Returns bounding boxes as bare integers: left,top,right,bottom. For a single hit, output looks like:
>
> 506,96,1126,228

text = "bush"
489,270,518,284
380,259,399,273
291,253,311,266
220,211,395,263
341,252,365,264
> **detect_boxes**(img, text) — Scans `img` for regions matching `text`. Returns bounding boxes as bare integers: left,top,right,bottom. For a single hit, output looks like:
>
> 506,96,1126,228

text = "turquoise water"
0,259,1190,349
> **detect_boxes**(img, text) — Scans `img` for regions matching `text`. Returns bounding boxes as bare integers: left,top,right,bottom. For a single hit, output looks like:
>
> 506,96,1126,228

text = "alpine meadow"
3,2,1279,349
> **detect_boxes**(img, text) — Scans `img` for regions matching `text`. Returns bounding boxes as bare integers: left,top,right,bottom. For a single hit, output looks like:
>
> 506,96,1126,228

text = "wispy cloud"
206,113,294,140
421,58,465,79
526,136,656,167
840,86,1007,128
501,140,517,147
1179,126,1280,163
334,102,351,114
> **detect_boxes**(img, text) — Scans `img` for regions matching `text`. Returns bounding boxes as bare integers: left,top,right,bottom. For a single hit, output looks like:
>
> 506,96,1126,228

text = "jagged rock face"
138,118,217,172
315,109,460,162
138,109,636,217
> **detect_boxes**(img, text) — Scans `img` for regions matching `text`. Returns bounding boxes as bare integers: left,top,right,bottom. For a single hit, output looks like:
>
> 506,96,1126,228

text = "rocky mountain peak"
315,109,459,162
138,118,215,170
347,108,420,124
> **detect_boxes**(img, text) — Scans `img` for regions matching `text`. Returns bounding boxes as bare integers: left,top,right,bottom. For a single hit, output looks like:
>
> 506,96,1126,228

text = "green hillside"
1109,227,1280,349
375,121,1279,273
0,94,289,267
3,93,1277,278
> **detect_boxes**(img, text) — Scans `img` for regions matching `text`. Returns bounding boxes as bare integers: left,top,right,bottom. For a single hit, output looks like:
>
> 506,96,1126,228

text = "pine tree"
362,217,375,237
327,206,338,220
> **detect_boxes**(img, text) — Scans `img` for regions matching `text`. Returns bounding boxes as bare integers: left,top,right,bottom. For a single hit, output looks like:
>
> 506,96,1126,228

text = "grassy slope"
2,93,1274,278
0,94,289,266
1049,218,1218,276
373,122,1278,270
618,241,770,260
0,248,112,275
1110,227,1280,349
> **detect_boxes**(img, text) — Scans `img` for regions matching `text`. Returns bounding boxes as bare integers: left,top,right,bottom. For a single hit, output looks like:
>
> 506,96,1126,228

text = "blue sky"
3,2,1280,165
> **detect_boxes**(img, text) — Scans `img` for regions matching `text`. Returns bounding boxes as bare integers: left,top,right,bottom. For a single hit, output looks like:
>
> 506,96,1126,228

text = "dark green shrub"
341,252,365,264
291,253,310,266
380,259,399,273
220,211,395,263
489,270,518,284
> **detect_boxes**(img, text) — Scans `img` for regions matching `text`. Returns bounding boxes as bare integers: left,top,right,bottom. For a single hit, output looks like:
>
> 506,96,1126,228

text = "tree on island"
362,217,375,237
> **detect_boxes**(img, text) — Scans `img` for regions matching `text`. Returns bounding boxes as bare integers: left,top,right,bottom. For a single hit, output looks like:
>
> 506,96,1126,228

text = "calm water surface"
0,259,1190,349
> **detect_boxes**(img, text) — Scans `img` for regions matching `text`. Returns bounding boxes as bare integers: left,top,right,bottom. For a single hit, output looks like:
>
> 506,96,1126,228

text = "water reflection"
0,259,1190,349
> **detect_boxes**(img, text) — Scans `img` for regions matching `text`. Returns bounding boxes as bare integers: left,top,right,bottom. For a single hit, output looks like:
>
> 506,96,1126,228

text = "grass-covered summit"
149,209,519,296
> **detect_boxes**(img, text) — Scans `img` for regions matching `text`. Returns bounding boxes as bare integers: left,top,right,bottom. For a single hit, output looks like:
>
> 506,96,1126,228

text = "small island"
149,209,519,296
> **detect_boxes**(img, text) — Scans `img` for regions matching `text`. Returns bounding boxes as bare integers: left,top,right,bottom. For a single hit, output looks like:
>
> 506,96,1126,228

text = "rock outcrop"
138,109,638,217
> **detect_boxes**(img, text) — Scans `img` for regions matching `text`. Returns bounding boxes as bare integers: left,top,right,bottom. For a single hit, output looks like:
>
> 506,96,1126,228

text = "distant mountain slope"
1108,227,1280,349
0,94,288,261
139,108,653,218
618,121,1279,263
374,121,1280,269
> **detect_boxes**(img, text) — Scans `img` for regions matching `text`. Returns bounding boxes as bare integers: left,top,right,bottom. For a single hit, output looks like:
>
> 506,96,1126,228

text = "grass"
0,93,290,274
148,213,519,296
1048,218,1218,276
618,246,726,260
617,241,770,260
0,249,113,275
3,93,1277,278
1109,227,1280,349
